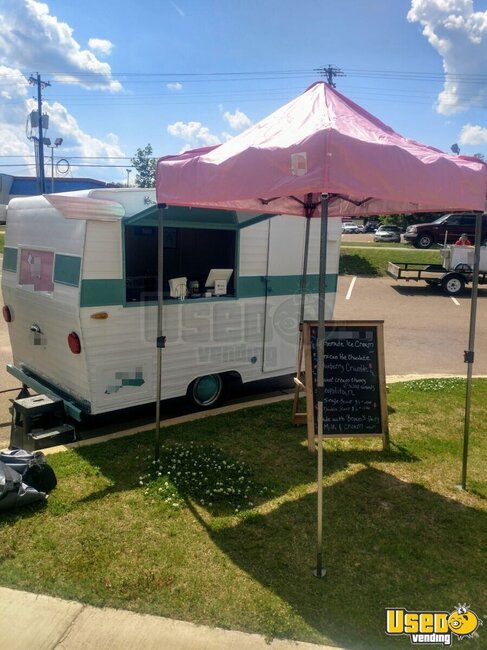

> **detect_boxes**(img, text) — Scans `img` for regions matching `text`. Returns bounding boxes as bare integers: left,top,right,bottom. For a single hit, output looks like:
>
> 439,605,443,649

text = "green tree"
131,144,156,187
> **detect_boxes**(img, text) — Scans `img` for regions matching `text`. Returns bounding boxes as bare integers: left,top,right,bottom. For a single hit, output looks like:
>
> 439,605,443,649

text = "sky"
2,0,487,185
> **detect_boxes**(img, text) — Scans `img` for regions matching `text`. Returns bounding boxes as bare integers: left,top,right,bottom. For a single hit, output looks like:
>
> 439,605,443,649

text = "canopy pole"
155,204,167,462
460,211,482,490
299,195,315,326
299,215,311,325
314,193,328,579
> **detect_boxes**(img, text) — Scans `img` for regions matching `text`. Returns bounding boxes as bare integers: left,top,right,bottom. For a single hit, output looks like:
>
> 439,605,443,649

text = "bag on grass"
0,448,57,493
0,460,47,511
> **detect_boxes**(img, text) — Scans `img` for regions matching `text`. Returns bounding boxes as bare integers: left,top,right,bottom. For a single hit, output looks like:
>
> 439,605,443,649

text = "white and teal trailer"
1,188,340,420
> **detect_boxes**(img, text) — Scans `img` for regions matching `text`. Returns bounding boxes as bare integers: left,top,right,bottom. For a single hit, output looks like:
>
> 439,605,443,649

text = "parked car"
342,223,361,234
364,221,379,232
404,212,487,249
374,225,402,243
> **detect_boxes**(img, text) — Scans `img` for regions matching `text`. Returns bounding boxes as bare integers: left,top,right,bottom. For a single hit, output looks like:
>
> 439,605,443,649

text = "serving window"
125,225,236,303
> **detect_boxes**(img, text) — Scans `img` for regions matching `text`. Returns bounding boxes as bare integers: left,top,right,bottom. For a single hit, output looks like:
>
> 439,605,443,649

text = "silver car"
374,225,402,243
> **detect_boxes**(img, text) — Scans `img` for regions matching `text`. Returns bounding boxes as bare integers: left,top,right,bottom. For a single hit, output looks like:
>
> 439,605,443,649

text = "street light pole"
50,146,55,193
44,137,63,193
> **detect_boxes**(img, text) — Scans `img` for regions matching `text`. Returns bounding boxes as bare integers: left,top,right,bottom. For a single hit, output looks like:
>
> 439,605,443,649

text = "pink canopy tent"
156,81,487,217
155,82,487,576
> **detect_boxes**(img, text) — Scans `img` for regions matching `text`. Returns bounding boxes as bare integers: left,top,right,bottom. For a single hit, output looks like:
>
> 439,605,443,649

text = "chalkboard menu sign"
299,321,389,450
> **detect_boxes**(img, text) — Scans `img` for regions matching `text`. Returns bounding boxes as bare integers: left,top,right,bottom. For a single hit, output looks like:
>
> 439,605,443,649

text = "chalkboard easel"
293,320,390,452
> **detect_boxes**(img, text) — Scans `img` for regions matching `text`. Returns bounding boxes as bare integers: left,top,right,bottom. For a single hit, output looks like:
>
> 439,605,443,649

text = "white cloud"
167,121,221,146
88,38,114,56
459,123,487,145
0,65,28,100
167,82,183,91
0,2,126,181
34,100,125,165
0,68,31,159
222,108,252,131
408,0,487,114
0,71,125,179
0,0,121,91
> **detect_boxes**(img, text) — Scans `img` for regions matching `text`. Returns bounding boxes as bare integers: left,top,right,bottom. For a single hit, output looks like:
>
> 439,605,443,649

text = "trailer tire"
442,274,465,296
454,263,472,273
187,374,223,409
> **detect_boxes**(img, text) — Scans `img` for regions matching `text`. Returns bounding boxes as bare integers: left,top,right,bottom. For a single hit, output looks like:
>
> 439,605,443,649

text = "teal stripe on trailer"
80,274,338,306
54,254,81,287
80,279,125,307
3,247,18,272
238,274,338,298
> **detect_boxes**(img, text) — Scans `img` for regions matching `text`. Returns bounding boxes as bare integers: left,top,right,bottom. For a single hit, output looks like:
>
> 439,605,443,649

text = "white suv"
342,223,360,234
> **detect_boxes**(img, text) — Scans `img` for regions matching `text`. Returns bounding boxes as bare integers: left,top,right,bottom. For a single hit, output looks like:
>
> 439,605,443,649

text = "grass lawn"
0,379,486,649
0,231,4,254
340,245,441,276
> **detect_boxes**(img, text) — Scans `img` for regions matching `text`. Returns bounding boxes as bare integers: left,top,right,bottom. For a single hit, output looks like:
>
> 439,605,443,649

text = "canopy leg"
314,193,329,579
155,204,166,461
460,211,482,490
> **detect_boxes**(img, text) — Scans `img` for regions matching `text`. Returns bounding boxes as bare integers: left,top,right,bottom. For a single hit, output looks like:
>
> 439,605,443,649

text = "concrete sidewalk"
0,587,345,650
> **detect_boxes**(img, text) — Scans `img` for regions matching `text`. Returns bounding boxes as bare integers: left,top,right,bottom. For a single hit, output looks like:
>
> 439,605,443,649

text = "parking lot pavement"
334,275,487,377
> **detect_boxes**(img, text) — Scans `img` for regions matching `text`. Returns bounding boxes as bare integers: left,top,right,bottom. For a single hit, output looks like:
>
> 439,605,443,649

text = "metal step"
29,424,75,442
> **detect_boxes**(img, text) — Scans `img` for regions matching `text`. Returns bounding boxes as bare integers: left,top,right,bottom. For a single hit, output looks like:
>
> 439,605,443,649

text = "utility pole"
28,73,51,194
315,65,345,88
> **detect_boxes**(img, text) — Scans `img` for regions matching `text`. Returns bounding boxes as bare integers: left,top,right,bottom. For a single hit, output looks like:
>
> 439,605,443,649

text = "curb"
0,586,344,650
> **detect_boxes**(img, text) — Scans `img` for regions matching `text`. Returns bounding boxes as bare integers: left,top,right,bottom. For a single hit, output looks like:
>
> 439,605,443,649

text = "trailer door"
262,217,304,373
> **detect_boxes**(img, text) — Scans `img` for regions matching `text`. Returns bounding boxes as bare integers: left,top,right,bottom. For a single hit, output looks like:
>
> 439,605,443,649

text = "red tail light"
2,306,12,323
67,332,81,354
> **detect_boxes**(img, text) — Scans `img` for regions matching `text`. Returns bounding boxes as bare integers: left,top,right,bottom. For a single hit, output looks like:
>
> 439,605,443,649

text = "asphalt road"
0,259,485,447
334,274,487,376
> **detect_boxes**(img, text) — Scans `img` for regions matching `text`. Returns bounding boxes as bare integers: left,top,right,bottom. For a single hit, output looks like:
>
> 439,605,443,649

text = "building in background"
0,173,116,204
0,173,118,224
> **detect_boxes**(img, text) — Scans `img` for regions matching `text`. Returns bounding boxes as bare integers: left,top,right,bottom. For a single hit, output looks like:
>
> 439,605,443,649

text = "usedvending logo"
385,604,482,645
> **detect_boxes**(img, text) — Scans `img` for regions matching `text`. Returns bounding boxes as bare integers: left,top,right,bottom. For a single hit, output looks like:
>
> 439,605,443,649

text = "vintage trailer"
1,188,340,420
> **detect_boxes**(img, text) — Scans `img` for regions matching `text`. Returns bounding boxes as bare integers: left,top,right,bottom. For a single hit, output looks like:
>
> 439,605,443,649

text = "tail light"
67,331,81,354
2,306,12,323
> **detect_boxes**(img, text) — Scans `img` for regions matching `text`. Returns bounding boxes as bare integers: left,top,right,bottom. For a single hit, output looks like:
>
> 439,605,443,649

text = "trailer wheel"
188,374,223,408
454,263,472,273
442,274,465,296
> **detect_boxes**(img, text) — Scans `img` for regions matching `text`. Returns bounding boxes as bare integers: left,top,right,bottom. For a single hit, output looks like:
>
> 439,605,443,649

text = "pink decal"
20,249,54,292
